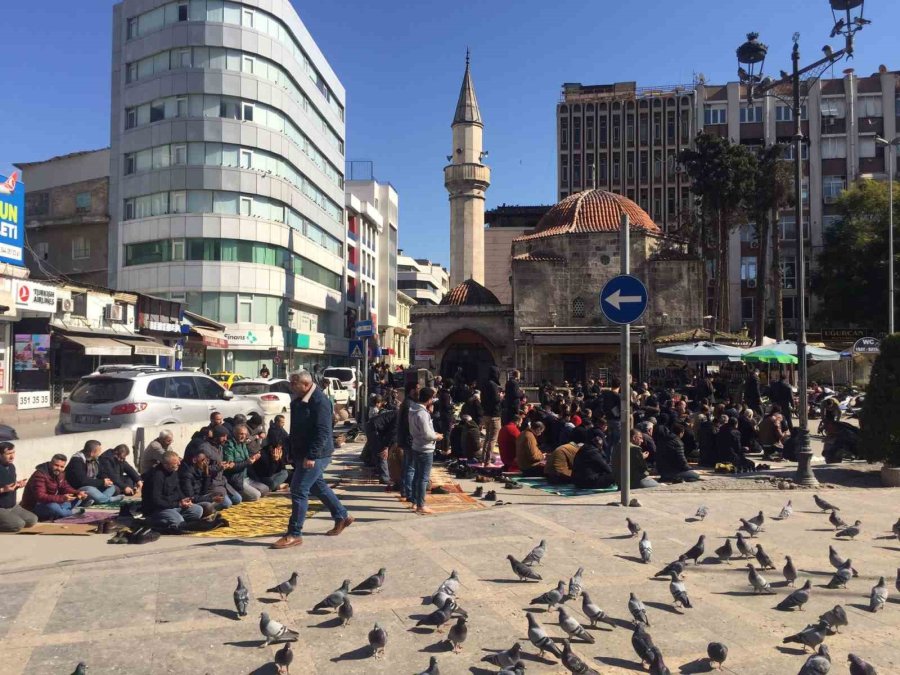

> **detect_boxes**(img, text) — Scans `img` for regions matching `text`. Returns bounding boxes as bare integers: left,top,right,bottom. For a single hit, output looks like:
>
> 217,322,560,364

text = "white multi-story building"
397,254,450,306
108,0,348,376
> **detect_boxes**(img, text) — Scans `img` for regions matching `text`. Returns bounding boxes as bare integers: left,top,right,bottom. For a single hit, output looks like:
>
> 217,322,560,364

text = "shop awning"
115,337,175,358
190,326,228,348
59,334,132,357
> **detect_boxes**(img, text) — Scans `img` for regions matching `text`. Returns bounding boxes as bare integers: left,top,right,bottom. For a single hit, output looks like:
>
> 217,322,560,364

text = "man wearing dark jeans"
272,370,352,549
397,380,419,499
0,443,37,532
21,454,88,521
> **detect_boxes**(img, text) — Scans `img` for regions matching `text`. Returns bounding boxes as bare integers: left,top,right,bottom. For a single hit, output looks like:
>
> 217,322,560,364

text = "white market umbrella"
745,340,840,362
655,341,746,363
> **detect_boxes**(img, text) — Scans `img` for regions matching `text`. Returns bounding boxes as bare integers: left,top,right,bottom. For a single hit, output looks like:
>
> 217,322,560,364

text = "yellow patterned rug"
187,494,320,538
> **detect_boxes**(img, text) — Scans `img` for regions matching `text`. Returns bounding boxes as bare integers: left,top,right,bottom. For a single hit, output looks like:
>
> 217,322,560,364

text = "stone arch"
437,329,497,386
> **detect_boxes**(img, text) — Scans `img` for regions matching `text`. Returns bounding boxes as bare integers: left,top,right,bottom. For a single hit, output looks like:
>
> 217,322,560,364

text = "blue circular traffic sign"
600,275,649,325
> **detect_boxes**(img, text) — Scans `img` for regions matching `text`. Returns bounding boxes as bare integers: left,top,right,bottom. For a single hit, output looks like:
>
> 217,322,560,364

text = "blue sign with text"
600,274,649,325
0,172,24,266
349,339,364,359
355,320,375,338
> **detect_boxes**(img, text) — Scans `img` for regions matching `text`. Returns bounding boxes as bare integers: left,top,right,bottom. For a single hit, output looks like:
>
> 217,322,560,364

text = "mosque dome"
440,278,501,306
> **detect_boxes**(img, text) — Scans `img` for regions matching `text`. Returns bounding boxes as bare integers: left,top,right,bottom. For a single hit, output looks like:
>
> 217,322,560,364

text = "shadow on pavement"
679,657,714,673
596,655,645,671
199,606,237,620
330,645,373,662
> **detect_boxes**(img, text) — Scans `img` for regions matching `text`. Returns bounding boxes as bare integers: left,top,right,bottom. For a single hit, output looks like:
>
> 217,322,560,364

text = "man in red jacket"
498,409,525,471
21,454,88,521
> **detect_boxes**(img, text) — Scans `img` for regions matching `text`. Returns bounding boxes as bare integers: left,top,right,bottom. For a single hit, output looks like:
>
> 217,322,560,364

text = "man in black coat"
502,370,524,424
743,369,763,416
142,452,204,529
178,450,224,509
655,423,700,482
98,445,142,496
714,417,744,465
572,440,616,489
769,372,794,430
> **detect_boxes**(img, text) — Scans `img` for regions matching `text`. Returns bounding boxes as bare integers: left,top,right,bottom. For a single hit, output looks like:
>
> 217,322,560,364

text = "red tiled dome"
515,189,660,242
440,279,501,306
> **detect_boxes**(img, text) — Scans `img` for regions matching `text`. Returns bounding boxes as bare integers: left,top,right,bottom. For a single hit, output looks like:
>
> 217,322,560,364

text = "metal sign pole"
619,212,631,507
362,335,368,428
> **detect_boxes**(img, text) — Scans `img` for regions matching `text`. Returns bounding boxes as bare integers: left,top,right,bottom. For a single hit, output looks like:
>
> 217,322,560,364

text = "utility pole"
619,212,631,507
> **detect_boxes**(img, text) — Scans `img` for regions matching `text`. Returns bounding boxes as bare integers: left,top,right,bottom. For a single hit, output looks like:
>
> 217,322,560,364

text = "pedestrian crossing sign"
349,339,364,359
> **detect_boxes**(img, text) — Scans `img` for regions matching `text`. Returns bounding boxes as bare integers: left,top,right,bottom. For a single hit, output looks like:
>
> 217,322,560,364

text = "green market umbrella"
741,348,798,365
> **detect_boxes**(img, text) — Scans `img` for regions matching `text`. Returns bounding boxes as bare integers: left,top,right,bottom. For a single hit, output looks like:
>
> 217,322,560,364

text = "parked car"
58,367,266,433
229,378,293,415
323,367,359,404
211,371,246,389
323,376,351,409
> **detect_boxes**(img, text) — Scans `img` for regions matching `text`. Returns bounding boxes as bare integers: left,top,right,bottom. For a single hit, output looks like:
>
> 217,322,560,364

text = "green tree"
813,179,895,330
860,333,900,465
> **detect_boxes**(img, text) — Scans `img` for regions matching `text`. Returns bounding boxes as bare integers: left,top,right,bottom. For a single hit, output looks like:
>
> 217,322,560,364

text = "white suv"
323,367,359,404
58,367,266,433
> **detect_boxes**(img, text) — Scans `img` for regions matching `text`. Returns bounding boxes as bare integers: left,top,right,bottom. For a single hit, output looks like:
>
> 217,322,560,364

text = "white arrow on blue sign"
599,274,648,325
355,320,374,338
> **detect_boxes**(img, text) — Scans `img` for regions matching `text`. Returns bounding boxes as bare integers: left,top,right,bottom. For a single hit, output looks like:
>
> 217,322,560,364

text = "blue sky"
2,1,898,267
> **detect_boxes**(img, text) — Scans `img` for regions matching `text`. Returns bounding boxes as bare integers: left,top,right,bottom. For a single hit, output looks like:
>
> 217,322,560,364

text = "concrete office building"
484,205,551,304
109,0,347,376
397,253,450,306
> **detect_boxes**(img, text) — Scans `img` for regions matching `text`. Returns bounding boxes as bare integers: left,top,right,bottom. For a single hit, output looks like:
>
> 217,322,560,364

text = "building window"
125,108,137,129
560,118,568,149
821,137,847,159
704,106,727,125
666,111,676,144
573,155,581,186
573,117,581,150
740,105,763,123
639,151,649,181
820,98,846,120
781,143,809,161
72,236,90,260
242,103,254,121
627,156,635,181
859,136,877,158
34,241,49,260
172,238,185,261
776,105,807,121
740,256,757,280
586,116,594,148
823,214,841,229
626,115,635,144
598,117,607,147
781,256,797,289
126,62,138,83
572,297,586,318
823,175,846,203
75,192,91,214
177,2,188,21
126,17,138,39
173,144,187,165
598,160,608,182
238,297,252,323
560,155,568,185
149,100,165,123
124,153,136,175
639,115,648,145
124,199,135,220
741,296,754,320
27,191,49,216
243,9,254,27
243,56,254,74
779,215,796,240
857,96,882,118
612,155,621,181
240,196,252,216
171,191,186,214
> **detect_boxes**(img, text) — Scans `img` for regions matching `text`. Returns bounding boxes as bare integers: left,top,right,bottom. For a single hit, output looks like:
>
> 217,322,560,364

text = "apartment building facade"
397,253,450,306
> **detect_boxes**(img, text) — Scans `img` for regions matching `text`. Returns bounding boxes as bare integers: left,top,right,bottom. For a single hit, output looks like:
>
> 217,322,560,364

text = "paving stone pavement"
1,447,898,675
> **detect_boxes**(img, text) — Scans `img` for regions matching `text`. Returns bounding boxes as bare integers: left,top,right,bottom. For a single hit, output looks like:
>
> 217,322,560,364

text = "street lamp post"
736,0,868,486
875,135,899,335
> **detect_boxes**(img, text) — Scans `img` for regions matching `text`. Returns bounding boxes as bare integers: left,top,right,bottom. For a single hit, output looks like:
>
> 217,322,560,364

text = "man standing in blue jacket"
272,370,353,549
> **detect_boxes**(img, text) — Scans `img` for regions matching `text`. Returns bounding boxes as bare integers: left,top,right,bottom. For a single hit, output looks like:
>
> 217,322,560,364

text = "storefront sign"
415,349,436,361
222,329,283,349
14,334,50,371
0,172,24,265
852,337,880,354
15,280,57,313
293,332,326,351
136,294,182,333
17,390,50,410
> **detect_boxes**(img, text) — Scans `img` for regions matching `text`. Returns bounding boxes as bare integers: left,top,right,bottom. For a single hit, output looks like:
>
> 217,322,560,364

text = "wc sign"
0,171,24,266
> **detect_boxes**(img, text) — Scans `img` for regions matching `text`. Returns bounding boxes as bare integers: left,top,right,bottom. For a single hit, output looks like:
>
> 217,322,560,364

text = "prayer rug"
11,523,95,536
53,511,117,526
186,494,320,538
509,476,619,497
87,498,140,510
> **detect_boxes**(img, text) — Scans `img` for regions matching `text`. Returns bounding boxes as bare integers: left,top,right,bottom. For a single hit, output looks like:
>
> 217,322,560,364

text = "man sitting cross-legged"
142,451,205,531
21,453,88,521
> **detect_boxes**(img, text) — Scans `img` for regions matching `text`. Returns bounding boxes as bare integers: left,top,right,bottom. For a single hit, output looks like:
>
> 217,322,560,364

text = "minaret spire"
453,49,482,126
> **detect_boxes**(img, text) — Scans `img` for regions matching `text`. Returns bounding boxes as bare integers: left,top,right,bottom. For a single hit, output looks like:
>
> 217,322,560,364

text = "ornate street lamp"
736,32,768,101
829,0,868,53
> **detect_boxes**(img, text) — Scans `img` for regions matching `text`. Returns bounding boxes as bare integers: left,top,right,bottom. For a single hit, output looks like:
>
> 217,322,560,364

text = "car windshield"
324,368,353,383
230,382,269,395
213,374,230,381
69,378,134,404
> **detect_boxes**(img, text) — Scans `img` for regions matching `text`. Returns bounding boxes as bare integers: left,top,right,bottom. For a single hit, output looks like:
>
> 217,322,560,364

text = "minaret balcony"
443,163,491,190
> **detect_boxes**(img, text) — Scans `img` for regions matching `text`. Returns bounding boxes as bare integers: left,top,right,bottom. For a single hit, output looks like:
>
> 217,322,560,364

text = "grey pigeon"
715,538,733,563
72,665,87,675
818,605,848,633
526,611,562,659
259,612,299,647
838,557,859,578
747,563,775,594
835,520,862,539
368,622,387,659
447,615,467,652
626,517,641,537
267,572,299,602
312,579,350,612
484,642,522,669
561,638,600,674
655,556,687,579
352,568,385,594
436,570,460,596
497,667,525,675
338,597,353,626
893,518,900,539
274,643,293,675
777,500,793,519
531,580,566,609
756,544,775,570
848,654,878,675
628,592,650,626
869,577,888,612
523,539,547,566
784,556,798,586
639,531,652,563
828,545,845,570
736,532,754,559
799,644,831,674
582,591,616,628
558,606,594,643
649,646,672,675
566,566,585,600
707,642,728,670
695,505,709,521
826,564,852,589
682,535,705,564
416,656,440,675
424,590,455,608
508,554,542,581
417,598,455,632
669,571,692,608
829,510,847,530
233,576,249,618
748,510,765,530
783,621,828,653
777,579,811,611
739,518,760,537
631,623,656,666
814,494,839,512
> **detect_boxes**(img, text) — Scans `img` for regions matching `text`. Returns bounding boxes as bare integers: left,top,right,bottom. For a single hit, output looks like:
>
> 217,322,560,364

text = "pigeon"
715,538,734,563
784,556,798,586
755,544,776,570
829,510,847,530
352,568,385,594
668,571,692,608
628,592,650,626
233,577,249,618
827,564,852,589
828,545,845,570
526,611,563,659
436,570,460,596
695,505,709,521
508,554,542,581
484,643,522,669
338,597,353,626
814,494,839,512
531,580,567,609
848,654,878,675
416,656,440,675
736,532,755,559
783,621,828,652
818,605,848,633
523,539,547,566
836,520,862,539
274,643,293,675
561,638,600,674
424,590,455,609
558,606,595,643
368,622,387,659
312,579,351,612
748,510,765,530
631,623,656,666
655,556,687,579
707,642,728,670
777,500,793,519
447,615,467,652
648,646,672,675
739,518,760,537
259,612,298,647
870,577,888,612
799,645,831,675
497,667,525,675
683,535,705,564
777,579,812,610
893,518,900,539
71,665,87,675
566,567,585,600
639,531,652,563
582,591,616,628
267,572,299,602
747,563,775,594
417,598,455,632
626,517,642,537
